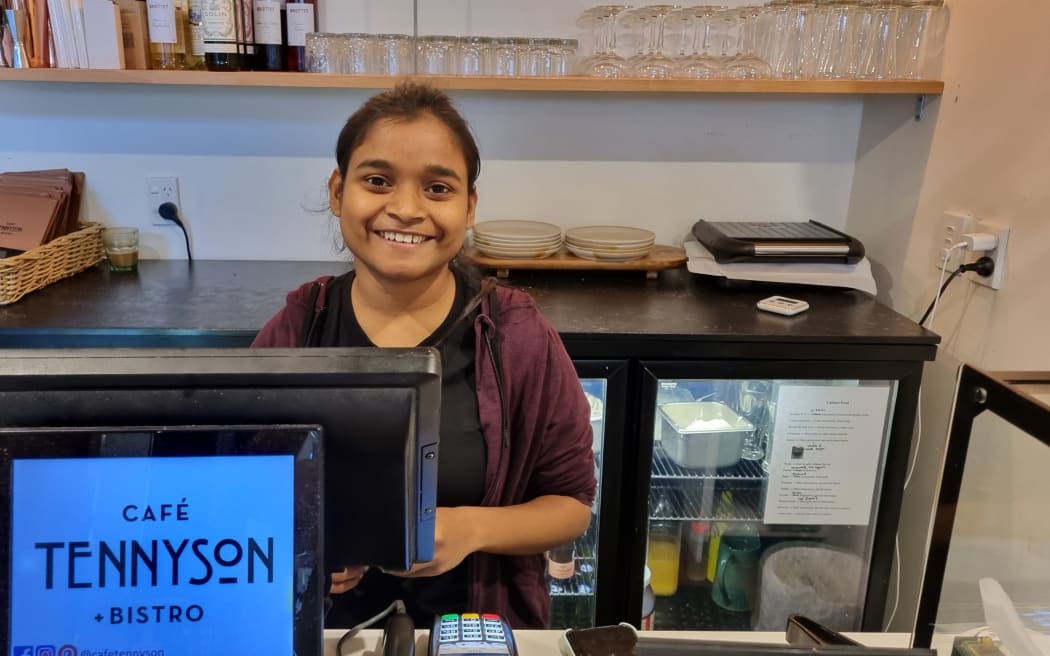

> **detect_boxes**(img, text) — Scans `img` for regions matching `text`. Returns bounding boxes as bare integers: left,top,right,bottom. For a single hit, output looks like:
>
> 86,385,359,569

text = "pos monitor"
0,347,441,656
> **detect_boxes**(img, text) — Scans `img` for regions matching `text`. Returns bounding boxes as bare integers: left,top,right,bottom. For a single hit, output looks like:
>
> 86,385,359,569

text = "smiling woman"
250,82,597,631
330,111,477,330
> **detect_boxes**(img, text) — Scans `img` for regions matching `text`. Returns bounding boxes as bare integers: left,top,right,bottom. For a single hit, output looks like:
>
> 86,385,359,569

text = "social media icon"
57,647,77,656
13,646,35,656
36,648,56,656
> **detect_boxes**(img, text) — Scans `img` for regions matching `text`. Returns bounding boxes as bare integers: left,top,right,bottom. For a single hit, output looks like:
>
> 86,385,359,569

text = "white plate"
564,225,655,246
475,243,562,259
473,233,562,248
473,220,562,241
473,239,561,254
566,236,654,250
566,243,652,261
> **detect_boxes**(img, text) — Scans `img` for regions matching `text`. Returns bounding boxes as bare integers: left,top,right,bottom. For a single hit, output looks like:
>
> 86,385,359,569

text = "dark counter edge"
0,261,940,361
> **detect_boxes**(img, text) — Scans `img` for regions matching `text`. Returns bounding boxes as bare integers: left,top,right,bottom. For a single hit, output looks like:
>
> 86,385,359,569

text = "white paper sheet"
762,383,892,525
684,238,878,295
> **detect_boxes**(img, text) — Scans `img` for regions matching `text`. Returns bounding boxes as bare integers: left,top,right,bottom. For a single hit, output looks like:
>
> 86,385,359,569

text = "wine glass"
671,6,724,80
576,5,632,78
622,4,679,78
722,7,772,79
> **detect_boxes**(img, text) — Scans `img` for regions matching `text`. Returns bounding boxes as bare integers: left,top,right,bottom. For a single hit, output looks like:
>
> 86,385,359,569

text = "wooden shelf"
0,68,944,94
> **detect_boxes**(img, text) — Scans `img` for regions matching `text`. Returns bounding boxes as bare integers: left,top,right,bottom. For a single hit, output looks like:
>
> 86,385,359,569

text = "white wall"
1,85,865,261
851,0,1050,631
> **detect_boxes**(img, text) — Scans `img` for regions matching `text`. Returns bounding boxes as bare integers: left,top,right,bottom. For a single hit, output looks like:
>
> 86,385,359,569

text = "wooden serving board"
466,244,686,279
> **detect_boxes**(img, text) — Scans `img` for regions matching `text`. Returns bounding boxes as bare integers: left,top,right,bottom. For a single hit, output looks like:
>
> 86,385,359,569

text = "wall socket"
935,210,975,270
146,176,180,227
970,220,1009,290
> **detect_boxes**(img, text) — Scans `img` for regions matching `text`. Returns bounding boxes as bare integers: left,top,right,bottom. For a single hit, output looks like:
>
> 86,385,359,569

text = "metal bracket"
915,94,927,121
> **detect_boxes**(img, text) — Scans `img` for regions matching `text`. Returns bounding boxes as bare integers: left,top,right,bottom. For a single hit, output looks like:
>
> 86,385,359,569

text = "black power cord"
918,256,995,326
336,599,408,656
157,201,194,263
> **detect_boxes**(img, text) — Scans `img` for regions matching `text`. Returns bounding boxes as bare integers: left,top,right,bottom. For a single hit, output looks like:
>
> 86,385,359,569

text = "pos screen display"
1,426,321,656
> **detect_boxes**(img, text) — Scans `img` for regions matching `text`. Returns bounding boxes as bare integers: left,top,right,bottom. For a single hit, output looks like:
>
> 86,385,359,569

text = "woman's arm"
398,496,591,578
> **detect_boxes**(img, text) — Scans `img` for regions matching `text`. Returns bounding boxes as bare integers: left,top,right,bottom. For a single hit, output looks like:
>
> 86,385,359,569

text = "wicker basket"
0,222,105,305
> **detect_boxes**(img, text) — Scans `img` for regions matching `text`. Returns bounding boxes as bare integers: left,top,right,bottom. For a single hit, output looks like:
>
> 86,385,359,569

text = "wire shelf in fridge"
649,483,763,523
651,445,768,481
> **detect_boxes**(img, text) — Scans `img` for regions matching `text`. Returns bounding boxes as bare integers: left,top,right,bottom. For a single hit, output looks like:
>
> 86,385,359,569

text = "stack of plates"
565,226,656,261
472,220,563,259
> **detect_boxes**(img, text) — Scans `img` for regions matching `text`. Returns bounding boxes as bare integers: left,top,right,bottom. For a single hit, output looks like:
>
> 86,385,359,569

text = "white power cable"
927,242,967,330
887,240,979,630
885,535,903,630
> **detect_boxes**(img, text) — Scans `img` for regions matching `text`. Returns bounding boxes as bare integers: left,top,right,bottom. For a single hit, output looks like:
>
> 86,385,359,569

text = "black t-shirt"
316,269,487,628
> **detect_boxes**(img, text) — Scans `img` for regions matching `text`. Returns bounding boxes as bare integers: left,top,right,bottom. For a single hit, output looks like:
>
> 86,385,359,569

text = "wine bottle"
185,0,205,68
146,0,187,69
235,0,255,69
202,0,240,70
284,0,313,72
547,542,575,580
253,0,283,70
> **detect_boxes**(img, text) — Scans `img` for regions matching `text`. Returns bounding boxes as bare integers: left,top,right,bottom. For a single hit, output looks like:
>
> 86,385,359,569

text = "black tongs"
785,615,861,647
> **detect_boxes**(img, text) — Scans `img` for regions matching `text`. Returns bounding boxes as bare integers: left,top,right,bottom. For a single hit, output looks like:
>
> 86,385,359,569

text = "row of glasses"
577,5,774,79
305,33,578,77
759,0,950,80
576,1,948,80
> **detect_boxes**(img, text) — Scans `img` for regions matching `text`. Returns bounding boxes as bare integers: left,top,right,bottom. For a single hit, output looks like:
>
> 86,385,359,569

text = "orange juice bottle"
647,521,681,596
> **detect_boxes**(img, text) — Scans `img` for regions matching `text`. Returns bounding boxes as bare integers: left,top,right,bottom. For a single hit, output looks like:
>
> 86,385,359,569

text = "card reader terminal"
429,613,517,656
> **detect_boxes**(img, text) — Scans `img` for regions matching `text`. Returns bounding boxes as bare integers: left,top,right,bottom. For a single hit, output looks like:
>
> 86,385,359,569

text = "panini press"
692,220,866,265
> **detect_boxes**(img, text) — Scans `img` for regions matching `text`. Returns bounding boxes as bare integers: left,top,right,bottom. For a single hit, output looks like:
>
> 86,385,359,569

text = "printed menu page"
762,383,892,525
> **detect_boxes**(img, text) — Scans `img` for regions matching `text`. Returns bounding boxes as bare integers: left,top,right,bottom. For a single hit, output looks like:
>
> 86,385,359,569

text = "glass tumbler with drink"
102,227,140,272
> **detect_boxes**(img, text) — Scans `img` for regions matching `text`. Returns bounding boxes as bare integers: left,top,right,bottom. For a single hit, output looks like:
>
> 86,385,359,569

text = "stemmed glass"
671,6,723,79
722,7,772,79
621,5,679,78
576,5,632,78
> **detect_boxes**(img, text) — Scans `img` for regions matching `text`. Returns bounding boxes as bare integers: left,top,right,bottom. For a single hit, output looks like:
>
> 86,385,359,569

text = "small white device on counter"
757,296,810,316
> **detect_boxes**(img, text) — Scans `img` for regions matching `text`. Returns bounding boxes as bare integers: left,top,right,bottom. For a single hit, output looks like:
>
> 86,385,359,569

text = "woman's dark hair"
334,81,481,192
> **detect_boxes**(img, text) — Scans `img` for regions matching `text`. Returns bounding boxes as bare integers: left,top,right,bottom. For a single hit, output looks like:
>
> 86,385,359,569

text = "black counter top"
0,261,938,360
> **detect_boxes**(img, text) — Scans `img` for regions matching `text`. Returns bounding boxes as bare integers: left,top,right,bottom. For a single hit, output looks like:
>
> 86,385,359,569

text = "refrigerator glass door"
646,377,896,631
549,377,606,629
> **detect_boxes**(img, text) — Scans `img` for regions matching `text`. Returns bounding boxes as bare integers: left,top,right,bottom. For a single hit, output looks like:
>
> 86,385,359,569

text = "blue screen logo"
9,456,294,653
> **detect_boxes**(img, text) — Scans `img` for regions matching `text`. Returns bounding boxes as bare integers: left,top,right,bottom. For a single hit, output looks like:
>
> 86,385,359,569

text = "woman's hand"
330,565,369,594
393,497,590,578
395,507,479,578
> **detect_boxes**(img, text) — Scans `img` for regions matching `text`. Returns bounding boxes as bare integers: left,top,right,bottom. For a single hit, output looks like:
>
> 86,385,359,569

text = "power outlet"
935,210,975,271
969,220,1010,290
146,176,180,227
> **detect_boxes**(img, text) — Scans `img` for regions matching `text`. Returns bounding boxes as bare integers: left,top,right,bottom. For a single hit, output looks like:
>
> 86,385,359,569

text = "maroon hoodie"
252,275,597,628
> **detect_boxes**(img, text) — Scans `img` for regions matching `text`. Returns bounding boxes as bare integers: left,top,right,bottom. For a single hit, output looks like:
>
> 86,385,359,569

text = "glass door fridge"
629,360,920,632
548,360,630,630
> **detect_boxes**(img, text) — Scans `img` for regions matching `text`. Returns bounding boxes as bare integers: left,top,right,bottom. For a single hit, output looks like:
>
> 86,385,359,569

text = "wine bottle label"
253,0,281,45
147,0,178,44
188,0,205,56
189,23,205,56
202,0,237,53
548,559,575,580
238,0,255,54
286,3,313,47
